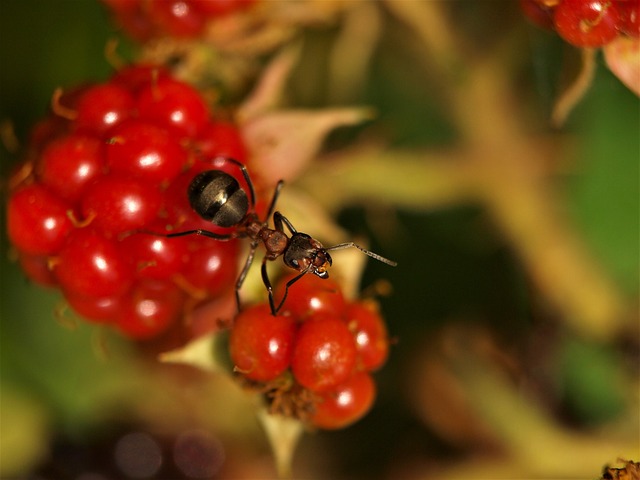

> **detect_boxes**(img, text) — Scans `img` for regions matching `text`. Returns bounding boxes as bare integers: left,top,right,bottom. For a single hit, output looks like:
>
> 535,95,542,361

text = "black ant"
159,157,396,315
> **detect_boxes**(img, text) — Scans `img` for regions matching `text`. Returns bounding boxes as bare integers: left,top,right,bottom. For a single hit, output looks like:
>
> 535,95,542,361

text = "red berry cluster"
521,0,639,47
102,0,256,41
228,274,390,430
7,64,252,340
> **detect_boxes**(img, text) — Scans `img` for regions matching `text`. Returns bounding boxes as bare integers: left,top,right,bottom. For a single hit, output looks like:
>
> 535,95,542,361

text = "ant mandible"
161,157,396,315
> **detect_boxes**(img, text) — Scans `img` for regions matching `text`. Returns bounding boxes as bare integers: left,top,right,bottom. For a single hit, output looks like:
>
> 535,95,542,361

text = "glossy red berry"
63,291,122,323
110,64,169,93
310,372,376,430
137,78,210,138
119,226,190,281
291,313,357,392
617,0,640,36
149,0,206,38
38,133,105,203
554,0,621,47
180,237,239,297
74,83,135,136
195,121,248,164
116,280,185,339
18,253,57,287
276,274,347,320
103,0,257,41
55,228,134,298
229,304,297,382
29,116,71,153
345,301,389,372
103,0,155,41
80,174,163,235
106,121,189,184
521,0,556,29
8,184,74,255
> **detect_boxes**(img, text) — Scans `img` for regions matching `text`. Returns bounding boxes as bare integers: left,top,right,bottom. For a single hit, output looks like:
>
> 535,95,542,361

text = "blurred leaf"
555,338,627,424
0,383,49,478
0,258,140,432
0,0,115,142
568,72,640,296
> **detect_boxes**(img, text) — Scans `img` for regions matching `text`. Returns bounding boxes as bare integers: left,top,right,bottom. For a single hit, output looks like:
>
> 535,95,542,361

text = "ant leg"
260,257,308,315
273,211,297,235
163,229,233,240
211,156,257,207
271,269,309,315
234,242,258,312
264,181,285,223
226,157,256,207
260,257,277,315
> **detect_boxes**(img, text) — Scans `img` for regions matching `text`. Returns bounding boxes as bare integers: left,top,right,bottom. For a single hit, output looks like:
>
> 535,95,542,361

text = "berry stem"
51,88,78,120
551,47,598,127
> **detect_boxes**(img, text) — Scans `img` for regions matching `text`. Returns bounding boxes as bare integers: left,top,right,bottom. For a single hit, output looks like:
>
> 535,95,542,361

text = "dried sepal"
256,408,305,479
604,36,640,96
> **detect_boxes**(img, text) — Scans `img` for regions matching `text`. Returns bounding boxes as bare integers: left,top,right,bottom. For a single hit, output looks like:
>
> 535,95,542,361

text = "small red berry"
146,0,206,38
345,301,389,372
106,121,189,184
554,0,621,47
119,226,190,281
521,0,556,29
55,228,134,298
310,372,376,430
180,237,239,297
111,64,169,93
116,279,185,339
17,252,57,287
74,83,135,135
276,274,347,320
63,291,122,323
38,133,105,203
29,116,71,153
137,78,210,138
195,121,248,164
291,313,357,392
80,174,163,235
229,304,297,382
617,0,640,36
8,184,74,255
105,2,155,42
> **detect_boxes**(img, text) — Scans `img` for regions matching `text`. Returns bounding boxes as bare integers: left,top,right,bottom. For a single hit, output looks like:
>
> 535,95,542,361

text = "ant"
159,157,396,315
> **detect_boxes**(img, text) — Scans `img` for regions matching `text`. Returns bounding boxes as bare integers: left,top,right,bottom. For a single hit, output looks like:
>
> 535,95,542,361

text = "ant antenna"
325,242,398,267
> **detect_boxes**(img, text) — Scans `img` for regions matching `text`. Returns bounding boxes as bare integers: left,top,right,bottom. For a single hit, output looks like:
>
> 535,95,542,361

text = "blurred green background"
1,1,638,479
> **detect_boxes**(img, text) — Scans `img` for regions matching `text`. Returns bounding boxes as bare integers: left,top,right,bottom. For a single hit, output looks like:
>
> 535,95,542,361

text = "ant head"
283,233,333,278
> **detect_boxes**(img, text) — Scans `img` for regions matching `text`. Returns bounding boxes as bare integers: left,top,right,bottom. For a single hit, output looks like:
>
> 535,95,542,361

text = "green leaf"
567,70,640,296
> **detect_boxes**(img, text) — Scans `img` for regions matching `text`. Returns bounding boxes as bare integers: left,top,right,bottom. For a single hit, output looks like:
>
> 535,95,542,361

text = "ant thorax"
258,227,289,260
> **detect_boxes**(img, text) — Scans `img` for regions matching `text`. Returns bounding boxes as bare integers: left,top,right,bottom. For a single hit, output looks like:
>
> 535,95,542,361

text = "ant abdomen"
188,170,249,228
